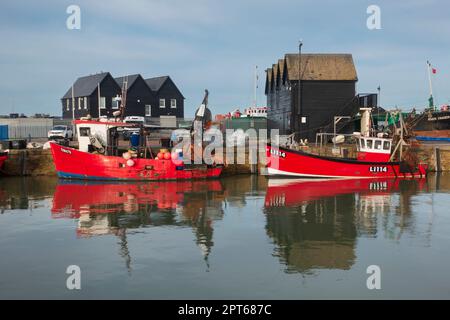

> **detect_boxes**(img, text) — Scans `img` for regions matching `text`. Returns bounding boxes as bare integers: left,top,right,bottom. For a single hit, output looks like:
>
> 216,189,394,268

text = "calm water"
0,174,450,299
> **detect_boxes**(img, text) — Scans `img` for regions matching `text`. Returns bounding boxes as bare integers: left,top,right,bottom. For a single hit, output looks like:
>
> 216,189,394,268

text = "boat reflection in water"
263,178,427,274
51,180,225,268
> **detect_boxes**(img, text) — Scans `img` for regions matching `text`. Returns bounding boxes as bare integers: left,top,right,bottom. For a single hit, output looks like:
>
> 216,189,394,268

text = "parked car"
48,125,73,140
122,116,145,140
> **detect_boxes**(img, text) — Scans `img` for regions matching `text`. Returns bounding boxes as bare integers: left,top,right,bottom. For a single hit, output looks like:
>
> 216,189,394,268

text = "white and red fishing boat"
50,91,223,181
266,108,427,179
50,119,222,181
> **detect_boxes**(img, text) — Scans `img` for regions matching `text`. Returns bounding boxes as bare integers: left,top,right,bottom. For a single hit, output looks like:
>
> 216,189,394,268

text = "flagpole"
427,61,434,111
377,85,381,129
253,65,258,108
71,85,75,120
98,83,101,118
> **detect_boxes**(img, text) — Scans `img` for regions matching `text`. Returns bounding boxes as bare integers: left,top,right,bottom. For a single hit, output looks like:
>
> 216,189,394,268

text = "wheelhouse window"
79,127,91,137
374,140,382,150
383,141,391,150
159,99,166,108
360,139,366,149
170,99,176,108
145,105,151,116
366,139,373,149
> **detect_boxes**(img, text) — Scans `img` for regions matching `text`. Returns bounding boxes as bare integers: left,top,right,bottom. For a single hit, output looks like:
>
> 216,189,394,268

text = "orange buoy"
164,152,171,160
157,152,163,159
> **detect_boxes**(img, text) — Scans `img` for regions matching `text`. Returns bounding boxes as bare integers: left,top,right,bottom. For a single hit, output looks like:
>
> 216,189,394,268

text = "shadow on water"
0,173,449,276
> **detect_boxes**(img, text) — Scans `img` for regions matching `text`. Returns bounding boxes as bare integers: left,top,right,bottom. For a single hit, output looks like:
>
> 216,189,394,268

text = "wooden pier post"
435,147,441,172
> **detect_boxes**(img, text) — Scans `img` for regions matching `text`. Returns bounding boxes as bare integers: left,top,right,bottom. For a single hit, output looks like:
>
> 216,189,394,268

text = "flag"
427,60,437,74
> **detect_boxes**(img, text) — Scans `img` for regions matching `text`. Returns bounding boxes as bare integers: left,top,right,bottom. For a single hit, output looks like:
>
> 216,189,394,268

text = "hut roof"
62,72,111,99
284,54,357,81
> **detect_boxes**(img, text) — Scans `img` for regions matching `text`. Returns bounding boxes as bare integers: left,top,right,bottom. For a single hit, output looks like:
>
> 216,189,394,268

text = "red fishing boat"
50,91,223,181
50,120,222,181
266,108,427,179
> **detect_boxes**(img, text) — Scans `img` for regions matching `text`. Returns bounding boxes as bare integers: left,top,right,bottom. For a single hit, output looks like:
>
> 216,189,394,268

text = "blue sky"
1,0,449,117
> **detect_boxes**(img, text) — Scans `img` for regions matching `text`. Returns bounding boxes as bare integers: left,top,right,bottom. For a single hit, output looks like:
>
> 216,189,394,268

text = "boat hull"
413,111,450,132
266,145,427,179
50,142,222,181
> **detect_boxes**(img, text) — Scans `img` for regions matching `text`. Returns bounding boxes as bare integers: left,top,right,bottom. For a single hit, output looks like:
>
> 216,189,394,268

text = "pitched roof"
278,59,285,77
284,54,357,81
145,76,169,92
265,68,272,94
62,72,111,99
114,74,141,89
276,59,285,86
271,64,278,89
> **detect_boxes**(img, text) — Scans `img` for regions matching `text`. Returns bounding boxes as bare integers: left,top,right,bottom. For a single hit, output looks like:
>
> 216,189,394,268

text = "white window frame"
145,105,152,116
159,99,166,108
78,97,82,110
100,97,106,109
84,97,87,109
170,99,177,109
66,99,69,111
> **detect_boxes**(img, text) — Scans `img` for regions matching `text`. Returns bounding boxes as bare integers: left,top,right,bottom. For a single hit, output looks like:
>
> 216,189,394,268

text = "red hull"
50,142,222,181
266,145,427,179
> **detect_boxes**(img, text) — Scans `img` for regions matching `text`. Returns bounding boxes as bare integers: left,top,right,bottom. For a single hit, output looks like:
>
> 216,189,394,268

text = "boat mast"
98,82,101,118
253,65,258,108
119,77,128,121
71,85,75,120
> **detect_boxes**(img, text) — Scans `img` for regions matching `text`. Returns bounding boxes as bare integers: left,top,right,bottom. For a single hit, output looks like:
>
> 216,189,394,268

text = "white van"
122,116,145,139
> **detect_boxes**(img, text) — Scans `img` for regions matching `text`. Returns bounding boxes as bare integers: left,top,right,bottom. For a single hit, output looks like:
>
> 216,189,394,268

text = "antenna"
253,65,258,108
297,40,303,136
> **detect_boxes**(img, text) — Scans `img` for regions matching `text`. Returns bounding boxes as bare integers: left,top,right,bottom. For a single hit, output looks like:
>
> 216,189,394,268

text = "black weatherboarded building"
114,74,155,118
62,72,121,119
265,54,358,141
145,76,184,118
62,73,185,119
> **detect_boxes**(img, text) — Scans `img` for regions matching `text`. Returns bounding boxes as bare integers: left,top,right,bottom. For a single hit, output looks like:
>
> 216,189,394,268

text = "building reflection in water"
263,178,428,274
